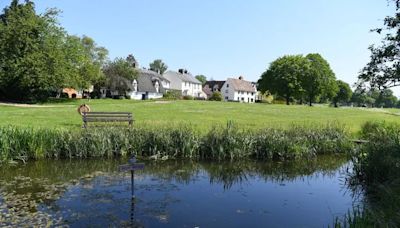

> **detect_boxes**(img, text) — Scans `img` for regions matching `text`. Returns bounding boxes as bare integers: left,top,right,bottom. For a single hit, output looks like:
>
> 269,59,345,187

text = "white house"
127,69,169,100
163,69,205,98
220,76,257,103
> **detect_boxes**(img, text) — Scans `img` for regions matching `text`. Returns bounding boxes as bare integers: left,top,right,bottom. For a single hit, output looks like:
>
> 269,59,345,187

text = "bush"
209,92,222,101
163,90,181,100
182,95,194,100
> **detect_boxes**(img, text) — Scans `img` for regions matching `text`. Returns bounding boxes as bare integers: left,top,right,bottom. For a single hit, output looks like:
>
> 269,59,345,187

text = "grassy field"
0,99,398,133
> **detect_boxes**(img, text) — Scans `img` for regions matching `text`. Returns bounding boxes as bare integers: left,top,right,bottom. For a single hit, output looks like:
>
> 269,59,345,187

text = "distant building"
101,57,170,100
220,76,257,103
163,69,205,98
203,80,226,99
128,69,170,100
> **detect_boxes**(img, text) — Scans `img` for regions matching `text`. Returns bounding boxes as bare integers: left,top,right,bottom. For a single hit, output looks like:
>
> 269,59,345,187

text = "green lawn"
0,99,398,133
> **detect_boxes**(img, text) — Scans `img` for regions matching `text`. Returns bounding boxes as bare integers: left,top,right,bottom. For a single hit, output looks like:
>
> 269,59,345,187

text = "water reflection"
0,155,352,227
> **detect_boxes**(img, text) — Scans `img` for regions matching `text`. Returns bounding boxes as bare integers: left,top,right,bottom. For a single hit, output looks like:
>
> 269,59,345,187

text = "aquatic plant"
0,123,352,163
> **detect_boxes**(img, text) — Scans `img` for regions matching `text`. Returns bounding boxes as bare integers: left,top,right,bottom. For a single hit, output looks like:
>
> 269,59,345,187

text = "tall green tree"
302,54,338,106
258,55,309,105
149,59,168,74
0,0,108,101
359,0,400,90
103,58,138,95
195,75,207,85
332,80,352,107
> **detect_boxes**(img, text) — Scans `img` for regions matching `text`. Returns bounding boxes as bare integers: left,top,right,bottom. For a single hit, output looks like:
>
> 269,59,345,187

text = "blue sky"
1,1,397,94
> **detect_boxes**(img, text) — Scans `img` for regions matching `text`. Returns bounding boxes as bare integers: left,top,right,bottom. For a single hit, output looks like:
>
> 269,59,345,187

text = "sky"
1,0,398,95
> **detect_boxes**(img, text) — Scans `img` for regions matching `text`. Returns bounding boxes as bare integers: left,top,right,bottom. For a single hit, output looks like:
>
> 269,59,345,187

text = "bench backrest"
82,112,133,128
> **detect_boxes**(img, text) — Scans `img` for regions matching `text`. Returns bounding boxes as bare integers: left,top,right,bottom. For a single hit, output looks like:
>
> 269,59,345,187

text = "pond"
0,155,358,227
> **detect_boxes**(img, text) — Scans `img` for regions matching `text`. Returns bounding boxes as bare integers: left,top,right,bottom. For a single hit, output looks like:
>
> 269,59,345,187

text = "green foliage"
302,53,338,106
0,1,108,101
0,124,352,163
347,121,400,226
258,55,307,105
351,88,397,108
359,1,400,90
258,54,337,106
163,90,181,100
333,80,353,107
103,57,138,95
209,91,222,101
195,75,207,85
149,59,168,74
182,95,194,100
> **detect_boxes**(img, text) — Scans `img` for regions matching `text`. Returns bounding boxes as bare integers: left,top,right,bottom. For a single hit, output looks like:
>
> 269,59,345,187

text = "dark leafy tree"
149,59,168,74
195,75,207,85
258,55,307,105
302,54,338,106
0,1,108,101
359,0,400,90
332,80,352,107
103,58,138,95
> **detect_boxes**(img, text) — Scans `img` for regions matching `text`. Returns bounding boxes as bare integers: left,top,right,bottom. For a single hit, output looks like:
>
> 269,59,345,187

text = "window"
227,84,229,88
225,96,228,100
251,92,254,96
247,92,249,95
251,98,254,102
241,97,244,101
225,90,228,93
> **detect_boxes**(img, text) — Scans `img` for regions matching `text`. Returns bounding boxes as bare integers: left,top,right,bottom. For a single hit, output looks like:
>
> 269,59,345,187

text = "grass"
0,99,399,133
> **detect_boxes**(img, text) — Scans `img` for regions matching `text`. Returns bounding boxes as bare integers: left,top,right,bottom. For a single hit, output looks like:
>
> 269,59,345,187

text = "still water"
0,155,356,227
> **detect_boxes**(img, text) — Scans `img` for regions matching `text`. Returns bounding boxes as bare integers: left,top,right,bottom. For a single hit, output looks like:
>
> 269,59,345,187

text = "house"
128,69,170,100
100,68,169,100
203,80,226,99
220,76,257,103
163,69,205,98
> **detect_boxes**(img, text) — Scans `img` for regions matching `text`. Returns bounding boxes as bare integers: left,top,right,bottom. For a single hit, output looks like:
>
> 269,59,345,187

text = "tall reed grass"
0,123,352,163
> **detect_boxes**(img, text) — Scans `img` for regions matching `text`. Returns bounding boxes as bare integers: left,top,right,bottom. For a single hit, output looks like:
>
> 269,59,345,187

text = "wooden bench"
82,112,133,128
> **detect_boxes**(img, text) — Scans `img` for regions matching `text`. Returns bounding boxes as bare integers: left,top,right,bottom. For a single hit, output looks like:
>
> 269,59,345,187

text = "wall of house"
221,83,235,101
128,91,163,100
220,84,256,103
181,82,203,97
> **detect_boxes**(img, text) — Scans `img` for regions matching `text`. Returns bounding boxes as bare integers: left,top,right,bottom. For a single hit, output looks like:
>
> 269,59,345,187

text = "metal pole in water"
131,170,135,199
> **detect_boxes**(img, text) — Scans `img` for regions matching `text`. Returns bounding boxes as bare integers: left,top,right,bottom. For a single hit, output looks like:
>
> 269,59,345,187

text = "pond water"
0,155,358,227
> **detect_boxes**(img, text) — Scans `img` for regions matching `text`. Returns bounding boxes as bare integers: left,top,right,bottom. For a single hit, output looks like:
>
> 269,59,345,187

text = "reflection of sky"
49,162,354,228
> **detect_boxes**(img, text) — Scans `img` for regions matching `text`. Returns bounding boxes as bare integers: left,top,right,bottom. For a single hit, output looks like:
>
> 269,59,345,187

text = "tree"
195,75,207,85
149,59,168,74
375,89,398,108
0,1,108,101
302,54,338,106
258,55,309,105
332,80,352,107
359,0,400,90
103,58,138,95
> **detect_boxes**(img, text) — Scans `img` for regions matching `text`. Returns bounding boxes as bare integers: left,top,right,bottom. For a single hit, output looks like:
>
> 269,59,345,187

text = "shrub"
182,95,194,100
163,90,181,100
209,92,222,101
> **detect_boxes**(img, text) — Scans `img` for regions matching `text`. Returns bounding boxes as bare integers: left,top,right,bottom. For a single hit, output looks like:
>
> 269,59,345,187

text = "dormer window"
132,79,138,92
154,81,160,93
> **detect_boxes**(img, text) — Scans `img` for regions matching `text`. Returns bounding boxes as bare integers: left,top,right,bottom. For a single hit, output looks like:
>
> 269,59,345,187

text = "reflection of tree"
0,155,349,226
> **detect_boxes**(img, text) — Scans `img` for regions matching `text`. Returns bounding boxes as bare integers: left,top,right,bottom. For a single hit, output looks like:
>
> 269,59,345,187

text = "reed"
0,122,352,163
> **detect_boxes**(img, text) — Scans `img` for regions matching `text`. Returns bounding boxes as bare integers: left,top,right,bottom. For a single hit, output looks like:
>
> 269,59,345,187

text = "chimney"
178,69,184,74
239,76,243,80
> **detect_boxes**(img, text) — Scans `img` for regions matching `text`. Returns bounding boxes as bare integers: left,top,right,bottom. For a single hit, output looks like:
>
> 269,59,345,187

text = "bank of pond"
0,122,398,227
